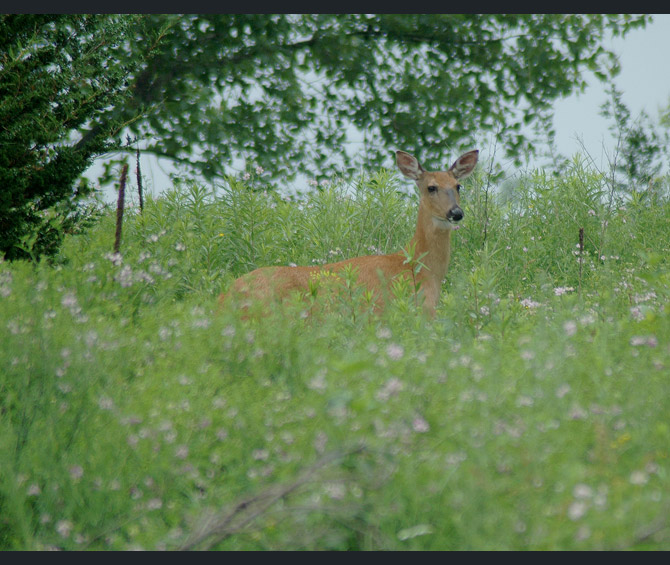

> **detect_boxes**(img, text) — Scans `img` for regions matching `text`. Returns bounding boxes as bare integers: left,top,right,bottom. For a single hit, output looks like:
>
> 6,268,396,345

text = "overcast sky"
550,13,670,170
97,14,670,203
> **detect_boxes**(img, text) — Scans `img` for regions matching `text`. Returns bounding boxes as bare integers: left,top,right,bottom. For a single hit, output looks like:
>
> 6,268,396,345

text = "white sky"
96,14,670,203
550,13,670,169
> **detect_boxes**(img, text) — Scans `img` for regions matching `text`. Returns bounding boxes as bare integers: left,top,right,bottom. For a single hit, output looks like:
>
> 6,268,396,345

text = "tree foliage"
599,81,669,194
0,14,653,260
87,14,650,181
0,14,157,261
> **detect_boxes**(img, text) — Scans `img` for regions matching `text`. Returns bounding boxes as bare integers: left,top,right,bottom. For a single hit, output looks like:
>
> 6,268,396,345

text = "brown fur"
220,149,479,317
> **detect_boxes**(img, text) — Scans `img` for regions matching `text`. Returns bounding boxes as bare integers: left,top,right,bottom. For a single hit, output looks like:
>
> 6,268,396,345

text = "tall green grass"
1,158,670,549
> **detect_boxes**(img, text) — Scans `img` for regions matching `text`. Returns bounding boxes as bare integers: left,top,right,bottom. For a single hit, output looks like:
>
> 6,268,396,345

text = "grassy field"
2,158,670,550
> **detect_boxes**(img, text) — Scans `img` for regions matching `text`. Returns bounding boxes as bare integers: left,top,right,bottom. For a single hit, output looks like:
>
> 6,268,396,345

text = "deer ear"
449,150,479,180
396,151,424,180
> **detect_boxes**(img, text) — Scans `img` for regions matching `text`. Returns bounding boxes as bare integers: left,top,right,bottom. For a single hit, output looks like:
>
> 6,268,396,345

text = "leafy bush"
0,15,151,261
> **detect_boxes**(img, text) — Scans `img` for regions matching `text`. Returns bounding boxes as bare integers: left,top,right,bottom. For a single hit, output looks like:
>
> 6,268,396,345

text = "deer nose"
448,207,464,222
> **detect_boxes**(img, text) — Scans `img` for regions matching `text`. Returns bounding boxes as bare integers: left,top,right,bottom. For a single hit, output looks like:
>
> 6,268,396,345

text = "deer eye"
456,184,462,192
427,185,438,193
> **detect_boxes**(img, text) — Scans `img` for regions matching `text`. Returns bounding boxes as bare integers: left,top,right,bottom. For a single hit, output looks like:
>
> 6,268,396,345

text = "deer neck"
407,202,453,285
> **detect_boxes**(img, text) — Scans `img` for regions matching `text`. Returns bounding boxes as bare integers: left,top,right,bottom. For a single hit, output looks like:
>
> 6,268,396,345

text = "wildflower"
445,452,467,466
575,525,592,541
135,270,155,284
629,470,648,485
569,404,587,420
520,298,541,309
556,384,571,398
175,242,186,252
567,501,587,521
633,291,657,303
520,350,534,361
148,262,167,276
255,165,264,174
386,343,404,360
324,482,346,500
115,265,134,288
630,306,645,321
554,286,575,296
243,172,251,181
105,252,123,266
412,416,430,433
376,377,404,401
27,483,41,496
98,396,114,410
280,431,295,445
563,321,577,336
61,293,78,309
307,179,318,187
68,465,84,480
147,498,163,510
588,209,596,216
192,317,211,329
573,484,593,499
56,520,73,538
376,327,392,339
458,354,472,367
630,335,657,347
580,314,596,326
253,448,269,461
175,445,189,459
308,372,327,391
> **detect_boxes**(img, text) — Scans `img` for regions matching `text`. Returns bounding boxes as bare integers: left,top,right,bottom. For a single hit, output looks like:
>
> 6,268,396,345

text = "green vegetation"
0,14,652,262
80,14,650,181
2,160,670,550
0,15,162,261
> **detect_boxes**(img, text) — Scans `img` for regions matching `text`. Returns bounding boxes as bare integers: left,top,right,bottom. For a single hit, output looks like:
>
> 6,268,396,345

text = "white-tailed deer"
220,149,479,317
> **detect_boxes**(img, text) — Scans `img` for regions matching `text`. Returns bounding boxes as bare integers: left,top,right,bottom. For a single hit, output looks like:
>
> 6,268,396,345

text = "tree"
599,81,668,195
0,14,652,260
0,14,160,261
81,14,650,183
